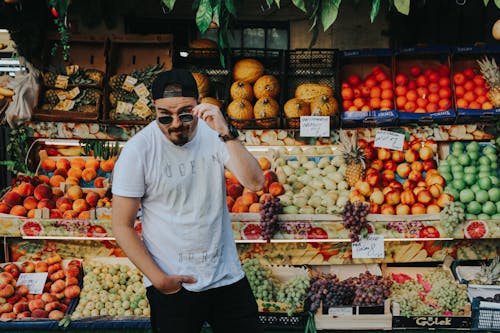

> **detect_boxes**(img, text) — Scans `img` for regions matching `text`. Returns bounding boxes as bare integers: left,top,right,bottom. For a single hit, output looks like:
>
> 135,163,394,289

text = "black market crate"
338,48,398,128
284,49,339,130
452,46,500,124
472,297,500,330
225,48,287,129
258,312,308,330
392,314,471,329
173,45,230,102
395,46,456,125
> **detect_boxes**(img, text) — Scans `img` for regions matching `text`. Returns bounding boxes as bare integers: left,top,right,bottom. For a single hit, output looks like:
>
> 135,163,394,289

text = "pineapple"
472,257,500,285
42,72,58,86
109,63,165,90
84,69,105,86
339,131,366,187
43,89,62,105
77,88,102,106
477,56,500,107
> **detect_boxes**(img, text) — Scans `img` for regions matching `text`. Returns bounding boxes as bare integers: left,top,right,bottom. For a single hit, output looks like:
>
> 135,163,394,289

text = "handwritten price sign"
300,116,330,137
374,130,405,151
352,235,385,259
17,272,48,294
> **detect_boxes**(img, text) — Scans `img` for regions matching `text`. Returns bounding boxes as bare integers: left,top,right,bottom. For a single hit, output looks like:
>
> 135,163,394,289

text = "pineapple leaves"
195,0,213,33
370,0,380,23
321,0,341,31
393,0,410,15
161,0,176,11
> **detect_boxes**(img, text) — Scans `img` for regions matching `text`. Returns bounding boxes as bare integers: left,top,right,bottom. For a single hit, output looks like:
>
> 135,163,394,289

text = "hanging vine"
0,126,35,177
47,0,71,60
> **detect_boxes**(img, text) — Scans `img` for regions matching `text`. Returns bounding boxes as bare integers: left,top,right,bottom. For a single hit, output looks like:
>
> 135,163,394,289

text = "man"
112,69,264,333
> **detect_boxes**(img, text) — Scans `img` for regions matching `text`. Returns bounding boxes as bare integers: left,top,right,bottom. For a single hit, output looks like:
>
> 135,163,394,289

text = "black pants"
146,276,263,333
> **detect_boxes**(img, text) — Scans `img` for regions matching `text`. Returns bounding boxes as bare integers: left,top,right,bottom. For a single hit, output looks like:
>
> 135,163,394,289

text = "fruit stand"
0,1,500,332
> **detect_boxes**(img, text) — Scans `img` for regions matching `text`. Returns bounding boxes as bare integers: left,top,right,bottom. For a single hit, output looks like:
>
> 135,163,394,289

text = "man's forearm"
225,140,264,191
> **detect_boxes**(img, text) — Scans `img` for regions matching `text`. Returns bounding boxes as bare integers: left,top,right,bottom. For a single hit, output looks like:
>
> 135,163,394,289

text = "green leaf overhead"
370,0,380,23
225,0,237,15
212,0,221,27
274,0,281,8
495,0,500,8
321,0,341,31
292,0,307,13
162,0,177,11
483,0,489,6
196,0,213,33
394,0,410,15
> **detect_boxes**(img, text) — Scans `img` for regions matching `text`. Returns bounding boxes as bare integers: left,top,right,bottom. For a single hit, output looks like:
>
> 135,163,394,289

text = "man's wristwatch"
219,123,239,142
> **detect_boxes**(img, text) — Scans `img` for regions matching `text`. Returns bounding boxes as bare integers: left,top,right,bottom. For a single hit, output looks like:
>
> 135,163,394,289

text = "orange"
381,89,394,100
406,90,418,101
416,97,428,108
370,86,382,98
416,87,428,97
343,100,353,109
361,85,371,97
380,80,393,90
426,103,438,112
375,71,387,82
427,72,440,83
455,86,465,98
463,91,476,103
453,73,466,85
341,82,350,89
473,74,485,87
341,87,354,100
427,93,440,104
463,81,475,92
380,99,393,109
428,83,440,94
353,98,365,109
438,87,451,99
476,95,487,104
456,98,468,108
468,101,481,109
438,77,451,87
365,78,377,88
408,81,417,90
438,99,451,110
348,75,362,86
370,98,381,109
348,106,358,111
482,101,493,109
396,96,407,109
416,75,429,87
395,85,407,97
415,108,426,113
371,66,383,75
395,74,408,86
353,88,361,98
361,105,371,111
474,86,487,97
404,101,416,112
463,68,475,79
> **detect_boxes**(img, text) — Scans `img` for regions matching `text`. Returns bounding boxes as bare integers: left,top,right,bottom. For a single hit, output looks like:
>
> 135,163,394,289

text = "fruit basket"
339,48,398,128
283,49,339,129
395,46,456,125
452,46,500,124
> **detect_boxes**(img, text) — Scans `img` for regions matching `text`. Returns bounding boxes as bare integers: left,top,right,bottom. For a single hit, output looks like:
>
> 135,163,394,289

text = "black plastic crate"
472,298,500,330
258,312,308,330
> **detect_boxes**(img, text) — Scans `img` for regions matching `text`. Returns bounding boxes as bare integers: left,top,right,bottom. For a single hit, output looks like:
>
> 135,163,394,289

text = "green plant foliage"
0,126,34,177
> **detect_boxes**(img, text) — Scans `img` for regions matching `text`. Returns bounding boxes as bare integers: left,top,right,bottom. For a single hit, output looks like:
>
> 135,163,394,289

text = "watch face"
229,124,239,138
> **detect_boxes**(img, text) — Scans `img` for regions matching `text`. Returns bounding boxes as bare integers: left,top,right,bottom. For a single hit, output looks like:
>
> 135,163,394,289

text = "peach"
366,173,381,188
370,159,383,171
408,170,423,183
224,169,240,186
391,150,405,163
263,170,278,189
258,157,271,170
14,182,34,197
370,203,380,214
85,191,100,207
49,309,65,320
349,189,366,202
67,167,82,179
355,180,372,197
425,174,445,188
53,168,68,178
410,161,424,172
31,308,48,319
396,204,411,215
37,199,56,209
0,272,13,285
15,284,29,297
13,302,29,314
27,209,35,218
16,311,31,319
426,169,440,177
410,139,422,151
423,159,437,171
404,149,419,163
259,193,273,203
34,184,52,201
67,185,83,200
52,187,63,198
249,202,261,213
19,260,35,273
232,198,249,213
377,148,391,161
77,211,90,219
417,190,433,205
56,158,71,171
41,158,56,172
2,191,22,207
49,175,66,187
411,203,427,215
50,209,62,218
0,284,14,298
1,312,16,319
81,168,97,182
382,170,395,182
55,196,73,212
227,184,244,200
385,190,401,205
38,175,50,184
400,190,416,205
35,262,48,273
369,188,385,205
63,210,78,219
426,204,441,214
226,196,234,211
389,180,403,191
383,160,397,172
85,158,100,170
419,146,434,161
0,303,13,314
65,176,79,186
23,196,38,210
268,182,285,197
380,203,395,215
70,157,86,170
424,139,437,152
382,186,393,195
0,202,9,213
94,177,106,188
100,158,115,172
72,198,88,213
240,192,258,206
436,193,454,208
428,184,443,198
9,205,27,217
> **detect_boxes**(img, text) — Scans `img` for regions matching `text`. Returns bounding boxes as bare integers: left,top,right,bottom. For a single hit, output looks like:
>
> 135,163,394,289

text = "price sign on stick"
300,116,330,137
17,272,48,294
374,130,405,151
352,235,385,259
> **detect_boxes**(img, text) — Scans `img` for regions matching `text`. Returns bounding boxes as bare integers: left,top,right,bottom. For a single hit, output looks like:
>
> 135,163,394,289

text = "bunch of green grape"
426,269,469,315
242,258,279,302
440,202,465,236
277,275,310,315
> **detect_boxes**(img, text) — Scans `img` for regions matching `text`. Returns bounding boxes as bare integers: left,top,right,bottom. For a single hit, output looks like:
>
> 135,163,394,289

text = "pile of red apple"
350,138,453,215
226,157,284,213
0,254,81,320
453,68,493,110
341,66,395,112
394,64,452,113
0,171,111,219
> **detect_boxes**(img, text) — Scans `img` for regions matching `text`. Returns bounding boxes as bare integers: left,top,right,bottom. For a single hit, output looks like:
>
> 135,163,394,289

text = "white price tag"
374,130,405,151
328,307,353,316
17,272,48,294
352,235,385,259
299,116,330,137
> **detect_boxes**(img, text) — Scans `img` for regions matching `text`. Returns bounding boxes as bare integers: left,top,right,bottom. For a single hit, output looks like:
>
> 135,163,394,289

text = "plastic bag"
5,57,40,127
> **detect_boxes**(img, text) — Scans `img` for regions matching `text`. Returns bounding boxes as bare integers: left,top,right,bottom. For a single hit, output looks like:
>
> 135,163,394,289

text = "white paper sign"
16,272,48,294
374,130,405,151
299,116,330,137
328,307,353,316
352,235,385,258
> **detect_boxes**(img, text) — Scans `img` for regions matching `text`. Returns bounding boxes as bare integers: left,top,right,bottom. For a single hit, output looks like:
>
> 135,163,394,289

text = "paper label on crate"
133,83,150,98
328,307,352,316
374,130,405,151
299,116,330,137
65,65,79,76
122,76,138,92
55,75,69,89
65,86,80,100
56,90,67,101
17,272,48,294
133,98,153,119
352,235,384,258
54,99,75,111
116,101,133,114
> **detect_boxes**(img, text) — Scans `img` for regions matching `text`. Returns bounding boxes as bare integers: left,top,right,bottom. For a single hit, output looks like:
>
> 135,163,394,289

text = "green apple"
468,151,480,161
441,173,453,183
491,214,500,220
464,166,477,174
447,155,459,165
479,156,491,166
464,174,476,186
466,214,478,220
452,179,466,191
455,202,465,210
458,154,471,166
440,160,449,167
467,201,482,215
478,177,492,191
445,187,460,200
479,165,491,173
497,201,500,214
488,187,500,202
471,184,481,192
451,165,464,173
466,141,480,153
482,145,496,156
452,142,465,153
438,165,451,174
475,190,489,203
460,189,475,203
477,213,491,220
486,153,498,163
482,201,497,216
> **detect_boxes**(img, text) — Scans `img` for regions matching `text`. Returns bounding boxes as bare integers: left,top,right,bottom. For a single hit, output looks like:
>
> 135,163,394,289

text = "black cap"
152,69,199,100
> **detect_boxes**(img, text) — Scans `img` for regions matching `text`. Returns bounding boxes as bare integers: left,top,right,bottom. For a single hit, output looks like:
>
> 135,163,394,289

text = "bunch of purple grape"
352,271,393,306
306,273,340,312
259,197,282,241
323,278,356,309
342,201,370,242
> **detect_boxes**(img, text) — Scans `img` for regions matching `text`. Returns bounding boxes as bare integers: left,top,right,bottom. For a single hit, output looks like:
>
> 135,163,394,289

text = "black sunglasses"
158,114,194,125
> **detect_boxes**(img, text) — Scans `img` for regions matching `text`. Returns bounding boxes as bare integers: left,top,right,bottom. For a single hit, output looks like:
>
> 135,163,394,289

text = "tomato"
422,241,442,256
419,226,440,238
307,227,328,239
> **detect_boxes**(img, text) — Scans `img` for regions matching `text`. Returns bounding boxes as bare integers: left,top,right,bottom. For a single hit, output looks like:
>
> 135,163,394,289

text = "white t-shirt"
112,120,244,291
